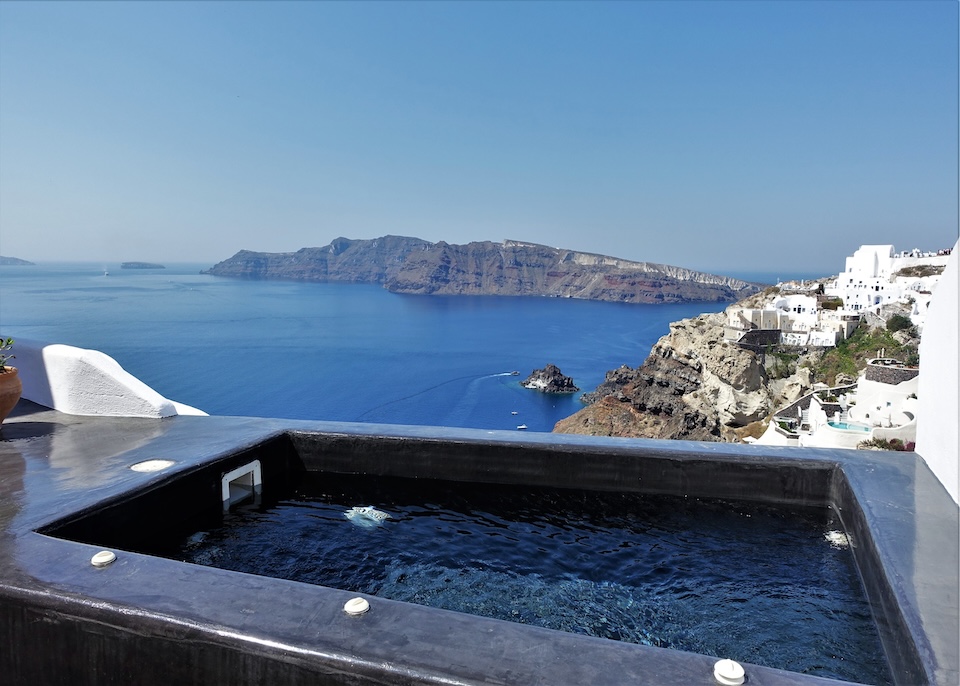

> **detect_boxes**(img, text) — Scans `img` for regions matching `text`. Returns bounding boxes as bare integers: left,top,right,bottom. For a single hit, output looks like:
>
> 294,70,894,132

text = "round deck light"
714,659,745,685
343,597,370,616
130,459,175,473
91,551,116,568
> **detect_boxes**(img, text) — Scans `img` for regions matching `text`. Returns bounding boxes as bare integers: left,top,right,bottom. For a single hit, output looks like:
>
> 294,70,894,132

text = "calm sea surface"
0,263,744,431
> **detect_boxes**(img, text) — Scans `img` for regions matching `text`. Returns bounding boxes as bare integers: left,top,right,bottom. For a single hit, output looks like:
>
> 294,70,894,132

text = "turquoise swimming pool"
828,421,872,432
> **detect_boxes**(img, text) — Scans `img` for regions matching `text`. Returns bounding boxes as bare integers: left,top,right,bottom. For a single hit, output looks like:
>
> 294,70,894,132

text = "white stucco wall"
916,241,959,504
728,308,780,330
831,244,950,315
807,330,838,347
847,375,919,428
844,245,895,278
3,337,206,418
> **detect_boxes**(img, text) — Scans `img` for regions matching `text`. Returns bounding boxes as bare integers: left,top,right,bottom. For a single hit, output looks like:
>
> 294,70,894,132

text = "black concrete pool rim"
1,404,957,686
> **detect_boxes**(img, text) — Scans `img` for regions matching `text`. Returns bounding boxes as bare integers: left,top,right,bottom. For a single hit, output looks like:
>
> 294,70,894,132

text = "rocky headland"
0,256,34,266
553,311,816,441
522,365,579,393
203,236,761,304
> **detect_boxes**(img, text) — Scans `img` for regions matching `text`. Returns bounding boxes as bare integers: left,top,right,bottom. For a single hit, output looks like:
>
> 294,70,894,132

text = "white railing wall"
916,240,959,504
1,337,205,418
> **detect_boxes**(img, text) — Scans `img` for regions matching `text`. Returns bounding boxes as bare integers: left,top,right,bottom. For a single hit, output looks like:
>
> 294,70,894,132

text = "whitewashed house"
725,243,950,348
756,359,919,450
725,293,843,347
827,244,950,318
773,294,818,332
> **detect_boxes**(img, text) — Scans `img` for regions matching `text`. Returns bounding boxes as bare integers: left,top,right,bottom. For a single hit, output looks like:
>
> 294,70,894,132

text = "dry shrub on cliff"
813,321,918,385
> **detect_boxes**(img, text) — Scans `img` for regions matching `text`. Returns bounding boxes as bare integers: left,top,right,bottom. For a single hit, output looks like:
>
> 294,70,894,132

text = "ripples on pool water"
169,474,891,685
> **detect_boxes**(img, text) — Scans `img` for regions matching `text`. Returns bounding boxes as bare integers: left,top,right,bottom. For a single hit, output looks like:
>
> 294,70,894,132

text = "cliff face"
203,236,761,304
554,312,814,441
204,236,433,285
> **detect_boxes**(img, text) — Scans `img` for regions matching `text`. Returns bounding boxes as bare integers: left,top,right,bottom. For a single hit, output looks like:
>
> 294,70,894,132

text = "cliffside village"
726,244,953,450
724,244,951,349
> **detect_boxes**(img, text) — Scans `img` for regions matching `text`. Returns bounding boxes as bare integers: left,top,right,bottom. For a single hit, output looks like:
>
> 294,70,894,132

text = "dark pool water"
163,474,891,684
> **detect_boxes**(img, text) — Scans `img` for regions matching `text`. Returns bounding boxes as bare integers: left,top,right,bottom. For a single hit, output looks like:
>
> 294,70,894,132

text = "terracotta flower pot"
0,367,23,424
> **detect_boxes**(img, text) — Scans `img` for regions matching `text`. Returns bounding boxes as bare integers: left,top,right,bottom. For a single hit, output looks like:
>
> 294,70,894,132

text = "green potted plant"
0,338,22,424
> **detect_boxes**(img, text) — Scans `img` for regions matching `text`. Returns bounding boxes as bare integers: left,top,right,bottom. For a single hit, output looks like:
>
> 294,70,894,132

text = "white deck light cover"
91,551,117,567
714,659,745,685
343,597,370,615
130,459,175,473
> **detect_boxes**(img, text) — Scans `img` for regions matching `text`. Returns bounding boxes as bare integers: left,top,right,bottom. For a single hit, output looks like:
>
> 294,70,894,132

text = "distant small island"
0,256,34,266
121,262,165,269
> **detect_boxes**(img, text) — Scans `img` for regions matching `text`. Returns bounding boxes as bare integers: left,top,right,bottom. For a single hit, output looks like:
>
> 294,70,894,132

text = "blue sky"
0,1,956,275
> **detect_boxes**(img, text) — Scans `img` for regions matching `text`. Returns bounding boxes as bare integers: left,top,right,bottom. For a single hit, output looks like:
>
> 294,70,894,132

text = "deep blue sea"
0,263,787,431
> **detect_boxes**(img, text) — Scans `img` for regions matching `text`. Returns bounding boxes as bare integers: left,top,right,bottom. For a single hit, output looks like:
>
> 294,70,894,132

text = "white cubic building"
829,244,950,316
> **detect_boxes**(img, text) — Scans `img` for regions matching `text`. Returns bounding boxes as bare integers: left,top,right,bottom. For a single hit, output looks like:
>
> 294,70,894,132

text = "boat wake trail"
356,372,516,421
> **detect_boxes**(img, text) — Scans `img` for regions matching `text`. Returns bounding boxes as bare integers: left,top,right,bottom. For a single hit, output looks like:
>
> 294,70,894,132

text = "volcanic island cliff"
203,236,761,304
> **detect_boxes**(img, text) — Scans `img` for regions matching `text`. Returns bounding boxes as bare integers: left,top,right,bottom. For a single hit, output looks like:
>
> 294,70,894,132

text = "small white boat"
516,424,527,430
511,411,518,415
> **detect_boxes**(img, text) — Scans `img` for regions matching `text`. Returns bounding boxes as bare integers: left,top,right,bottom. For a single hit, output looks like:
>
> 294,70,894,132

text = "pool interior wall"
2,404,957,686
34,431,911,683
152,474,888,682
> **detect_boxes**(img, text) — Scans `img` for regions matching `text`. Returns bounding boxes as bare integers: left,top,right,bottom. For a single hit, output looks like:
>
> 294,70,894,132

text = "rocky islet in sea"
521,365,579,394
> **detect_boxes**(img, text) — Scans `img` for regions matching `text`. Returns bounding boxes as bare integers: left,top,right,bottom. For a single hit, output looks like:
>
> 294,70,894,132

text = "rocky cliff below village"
554,286,924,442
554,310,817,442
203,236,761,304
